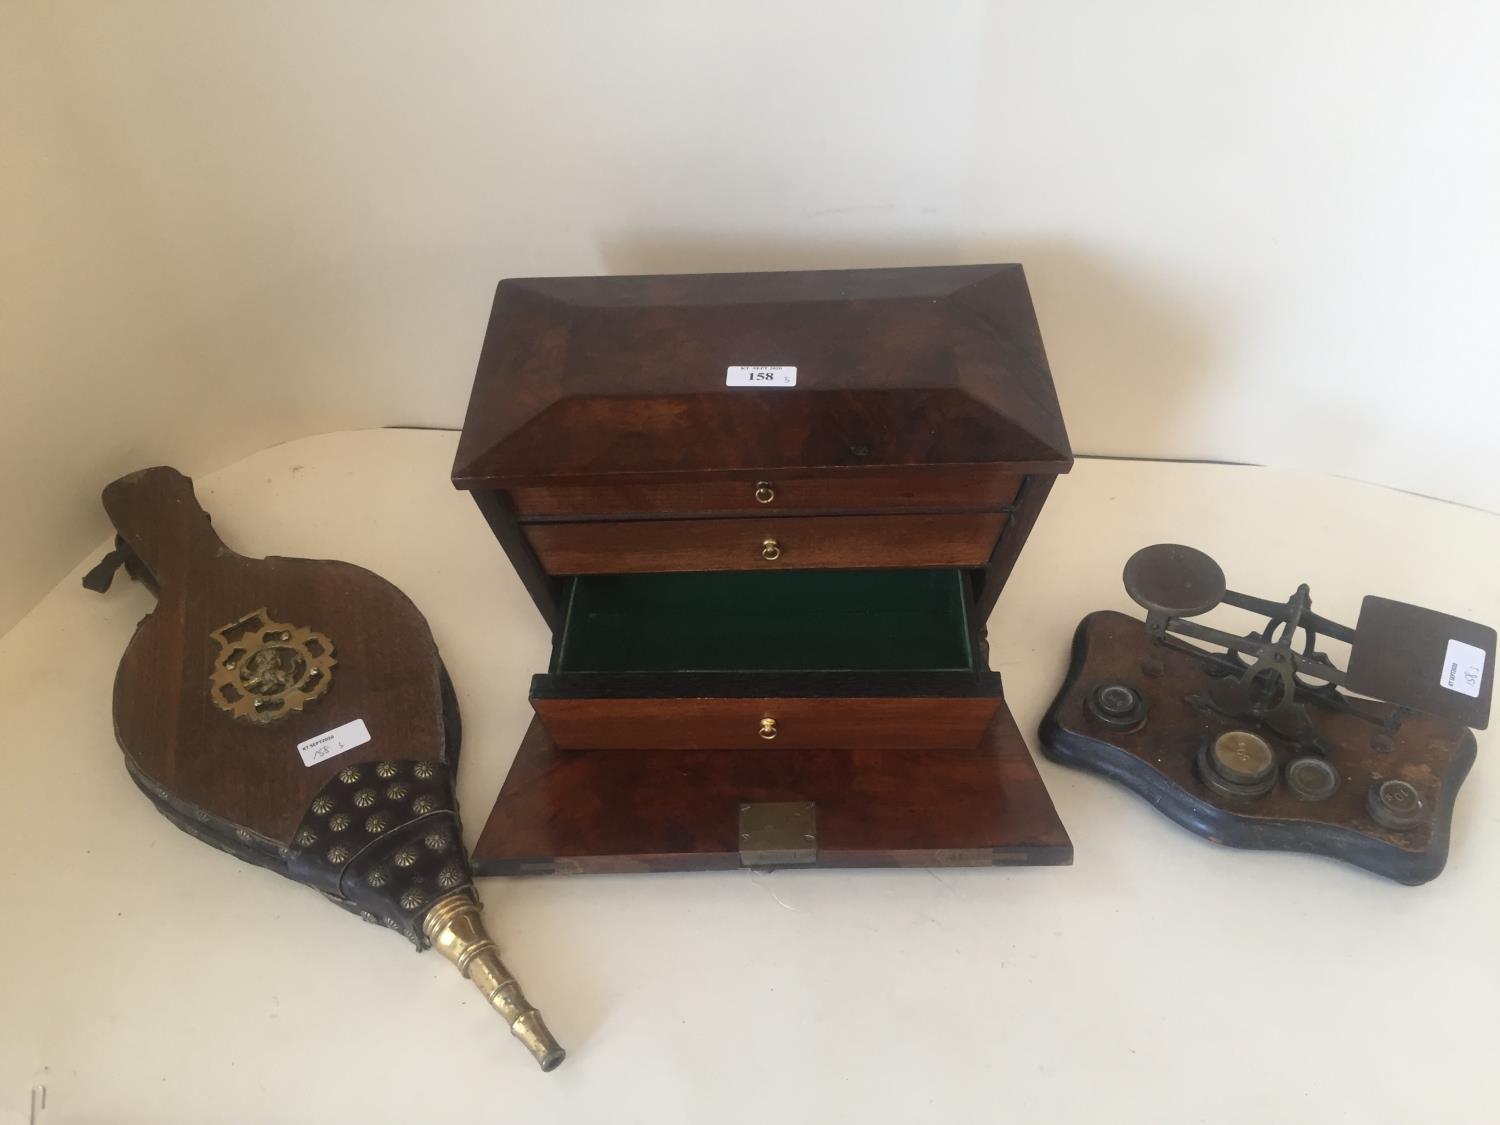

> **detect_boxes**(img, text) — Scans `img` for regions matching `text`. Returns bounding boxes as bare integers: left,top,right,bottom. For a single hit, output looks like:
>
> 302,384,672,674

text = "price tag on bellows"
726,365,796,387
297,718,371,767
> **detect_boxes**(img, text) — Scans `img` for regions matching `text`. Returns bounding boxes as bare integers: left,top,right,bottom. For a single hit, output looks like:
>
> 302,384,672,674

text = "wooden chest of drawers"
452,264,1074,873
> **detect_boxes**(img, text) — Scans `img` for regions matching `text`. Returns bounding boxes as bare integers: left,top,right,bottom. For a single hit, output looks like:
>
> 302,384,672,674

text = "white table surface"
2,429,1496,1125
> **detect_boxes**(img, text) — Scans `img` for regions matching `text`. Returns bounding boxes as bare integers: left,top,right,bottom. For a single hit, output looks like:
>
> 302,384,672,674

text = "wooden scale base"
1037,544,1494,884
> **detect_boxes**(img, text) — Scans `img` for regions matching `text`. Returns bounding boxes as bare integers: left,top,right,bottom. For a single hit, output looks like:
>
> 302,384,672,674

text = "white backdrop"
4,0,1498,634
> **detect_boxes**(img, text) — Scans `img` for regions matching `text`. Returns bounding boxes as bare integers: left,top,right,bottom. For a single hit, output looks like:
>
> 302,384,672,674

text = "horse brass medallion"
210,608,335,723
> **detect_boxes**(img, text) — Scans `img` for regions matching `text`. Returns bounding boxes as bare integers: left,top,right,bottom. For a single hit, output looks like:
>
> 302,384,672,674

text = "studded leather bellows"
89,466,564,1071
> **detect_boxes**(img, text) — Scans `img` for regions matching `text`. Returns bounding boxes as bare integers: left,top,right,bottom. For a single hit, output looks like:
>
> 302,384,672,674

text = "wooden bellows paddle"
88,466,564,1071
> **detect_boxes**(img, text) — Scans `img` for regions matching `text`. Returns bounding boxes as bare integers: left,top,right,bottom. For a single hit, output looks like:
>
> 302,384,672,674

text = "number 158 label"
1440,638,1486,699
727,365,796,387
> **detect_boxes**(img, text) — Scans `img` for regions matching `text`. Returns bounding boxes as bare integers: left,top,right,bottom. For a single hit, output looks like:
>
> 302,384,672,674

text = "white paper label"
297,718,371,767
726,365,796,387
1440,638,1485,699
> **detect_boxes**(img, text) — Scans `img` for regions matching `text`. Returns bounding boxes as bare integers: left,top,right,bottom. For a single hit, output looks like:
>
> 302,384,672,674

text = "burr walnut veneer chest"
452,264,1074,873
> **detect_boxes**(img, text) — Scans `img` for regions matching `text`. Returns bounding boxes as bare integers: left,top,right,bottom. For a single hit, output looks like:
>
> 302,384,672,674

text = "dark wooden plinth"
1040,611,1476,884
472,703,1072,875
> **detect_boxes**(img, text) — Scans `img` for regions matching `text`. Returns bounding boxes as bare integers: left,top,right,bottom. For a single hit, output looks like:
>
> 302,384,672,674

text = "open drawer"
530,568,1001,751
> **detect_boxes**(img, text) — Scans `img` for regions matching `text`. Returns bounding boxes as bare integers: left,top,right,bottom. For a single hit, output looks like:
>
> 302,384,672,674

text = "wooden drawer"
524,512,1006,575
509,468,1023,519
530,570,998,752
532,684,1000,751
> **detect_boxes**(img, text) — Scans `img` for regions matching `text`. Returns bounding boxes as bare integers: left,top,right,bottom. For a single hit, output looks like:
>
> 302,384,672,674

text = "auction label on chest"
726,365,797,387
297,718,372,767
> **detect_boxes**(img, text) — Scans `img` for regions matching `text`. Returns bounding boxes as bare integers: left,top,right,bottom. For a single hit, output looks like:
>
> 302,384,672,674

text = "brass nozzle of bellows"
422,892,566,1072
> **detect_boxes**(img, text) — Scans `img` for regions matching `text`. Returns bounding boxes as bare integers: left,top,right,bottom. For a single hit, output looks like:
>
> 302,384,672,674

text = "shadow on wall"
595,231,1233,464
995,240,1235,465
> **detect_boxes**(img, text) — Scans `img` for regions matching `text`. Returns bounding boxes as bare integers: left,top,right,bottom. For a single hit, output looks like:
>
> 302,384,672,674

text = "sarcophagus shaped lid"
451,264,1072,488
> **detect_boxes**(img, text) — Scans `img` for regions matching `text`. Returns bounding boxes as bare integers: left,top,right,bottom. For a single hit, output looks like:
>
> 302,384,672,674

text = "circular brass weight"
1198,729,1278,799
1367,778,1426,830
1285,755,1340,801
1211,730,1276,785
754,481,776,504
759,717,778,740
761,538,782,561
1086,681,1148,730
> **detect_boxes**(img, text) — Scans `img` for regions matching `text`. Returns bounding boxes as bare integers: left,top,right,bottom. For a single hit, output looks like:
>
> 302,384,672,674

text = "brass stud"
437,865,464,889
327,845,352,864
359,910,380,925
393,846,419,868
353,788,377,808
411,795,437,815
386,782,411,801
375,762,399,780
365,812,391,834
413,762,436,780
424,831,450,852
337,767,361,784
294,829,318,848
399,889,426,912
310,796,334,815
329,813,351,832
366,868,388,888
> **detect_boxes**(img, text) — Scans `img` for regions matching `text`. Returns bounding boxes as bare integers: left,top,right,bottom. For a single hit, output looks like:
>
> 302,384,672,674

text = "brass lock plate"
738,800,817,867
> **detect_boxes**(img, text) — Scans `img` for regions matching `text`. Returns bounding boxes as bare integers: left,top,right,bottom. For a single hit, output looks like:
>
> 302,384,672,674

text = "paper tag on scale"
297,718,371,767
1440,638,1485,699
726,365,796,387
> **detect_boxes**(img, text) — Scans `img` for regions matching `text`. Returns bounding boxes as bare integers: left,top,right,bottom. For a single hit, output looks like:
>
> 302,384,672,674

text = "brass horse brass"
210,608,335,723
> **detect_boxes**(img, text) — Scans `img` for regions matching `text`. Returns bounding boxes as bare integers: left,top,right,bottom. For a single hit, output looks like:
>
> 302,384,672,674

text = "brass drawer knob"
759,717,778,740
761,538,781,561
754,481,776,504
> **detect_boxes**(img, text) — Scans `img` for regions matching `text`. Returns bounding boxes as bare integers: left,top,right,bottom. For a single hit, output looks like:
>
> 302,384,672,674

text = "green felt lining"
554,569,974,673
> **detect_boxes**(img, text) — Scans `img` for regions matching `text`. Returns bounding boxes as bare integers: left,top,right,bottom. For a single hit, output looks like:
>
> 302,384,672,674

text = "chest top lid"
451,264,1071,488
